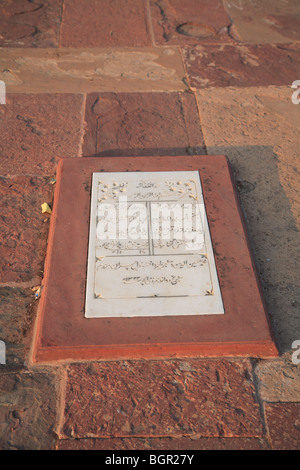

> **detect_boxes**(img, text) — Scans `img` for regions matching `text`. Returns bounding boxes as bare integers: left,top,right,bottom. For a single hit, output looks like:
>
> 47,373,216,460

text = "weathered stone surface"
0,0,63,47
0,48,187,94
224,0,300,44
0,287,35,368
57,436,269,450
83,92,205,157
265,403,300,450
150,0,233,45
195,86,300,353
60,0,151,47
60,360,263,439
0,94,84,176
254,357,300,403
0,371,58,450
183,44,300,88
0,176,53,283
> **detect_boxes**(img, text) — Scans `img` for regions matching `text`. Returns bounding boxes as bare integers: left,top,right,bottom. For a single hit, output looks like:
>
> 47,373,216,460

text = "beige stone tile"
254,355,300,403
224,0,300,43
0,48,187,93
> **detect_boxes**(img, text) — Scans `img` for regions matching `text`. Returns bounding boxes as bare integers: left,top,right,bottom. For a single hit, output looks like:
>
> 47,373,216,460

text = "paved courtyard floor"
0,0,300,450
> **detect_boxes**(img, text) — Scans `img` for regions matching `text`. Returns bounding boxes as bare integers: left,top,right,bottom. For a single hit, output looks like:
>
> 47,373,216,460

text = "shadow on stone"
87,146,207,158
204,145,299,355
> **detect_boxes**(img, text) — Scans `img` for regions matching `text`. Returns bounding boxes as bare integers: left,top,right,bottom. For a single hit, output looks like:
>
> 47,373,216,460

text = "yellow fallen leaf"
41,202,52,214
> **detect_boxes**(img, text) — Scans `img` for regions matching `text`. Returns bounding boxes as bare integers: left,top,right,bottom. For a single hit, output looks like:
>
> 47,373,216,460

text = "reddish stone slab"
0,94,84,176
150,0,233,45
32,155,277,362
60,360,263,439
57,436,269,450
83,92,206,157
265,403,300,450
0,0,63,47
60,0,151,47
183,44,300,88
0,176,53,284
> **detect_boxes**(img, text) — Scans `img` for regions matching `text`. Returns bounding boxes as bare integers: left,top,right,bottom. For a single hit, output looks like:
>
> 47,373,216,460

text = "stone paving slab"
0,176,53,284
0,93,84,176
60,0,151,47
83,91,205,157
224,0,300,44
0,370,58,450
0,48,187,93
264,402,300,450
0,0,63,48
57,436,270,450
254,356,300,403
0,287,35,368
195,86,300,354
149,0,234,45
60,360,263,439
183,44,300,88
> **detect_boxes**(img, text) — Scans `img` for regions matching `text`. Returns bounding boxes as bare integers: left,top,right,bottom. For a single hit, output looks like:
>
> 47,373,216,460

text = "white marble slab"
85,171,224,317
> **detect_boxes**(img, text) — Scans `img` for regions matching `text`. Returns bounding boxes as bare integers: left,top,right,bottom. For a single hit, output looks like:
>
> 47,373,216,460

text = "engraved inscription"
85,171,224,318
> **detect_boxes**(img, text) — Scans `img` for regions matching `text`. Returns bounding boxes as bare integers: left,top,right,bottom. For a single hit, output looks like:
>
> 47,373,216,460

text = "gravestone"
31,156,277,362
